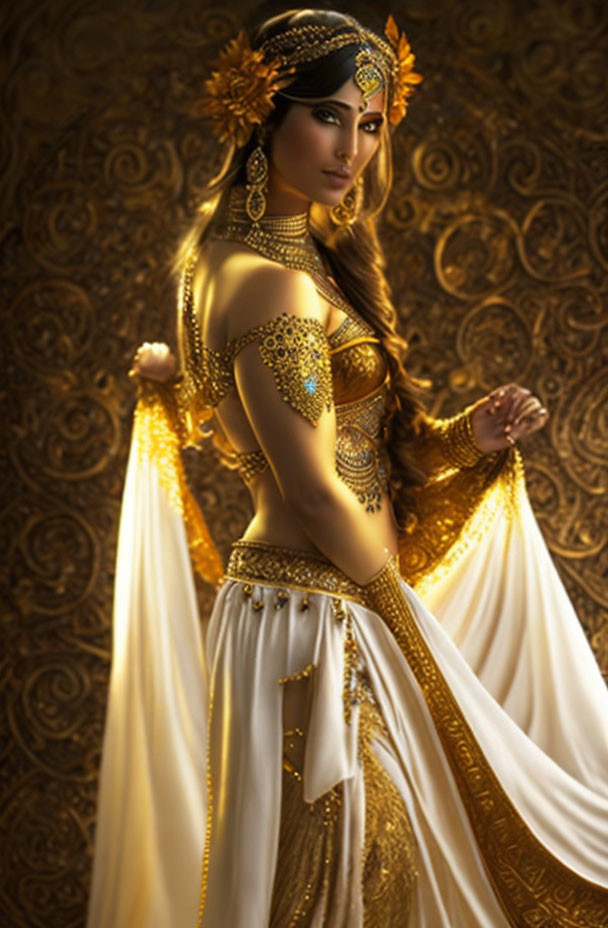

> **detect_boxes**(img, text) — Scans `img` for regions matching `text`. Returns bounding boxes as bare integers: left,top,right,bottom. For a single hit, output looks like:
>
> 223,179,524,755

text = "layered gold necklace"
209,187,370,327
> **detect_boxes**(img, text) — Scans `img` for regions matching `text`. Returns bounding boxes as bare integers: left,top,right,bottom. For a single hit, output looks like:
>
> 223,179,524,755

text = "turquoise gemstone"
304,376,317,395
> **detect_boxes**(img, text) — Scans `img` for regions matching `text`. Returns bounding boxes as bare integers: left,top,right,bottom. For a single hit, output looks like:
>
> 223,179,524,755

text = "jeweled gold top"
179,191,392,512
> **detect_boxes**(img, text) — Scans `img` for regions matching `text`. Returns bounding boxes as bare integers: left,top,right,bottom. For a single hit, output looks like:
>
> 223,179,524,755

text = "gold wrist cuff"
439,408,484,468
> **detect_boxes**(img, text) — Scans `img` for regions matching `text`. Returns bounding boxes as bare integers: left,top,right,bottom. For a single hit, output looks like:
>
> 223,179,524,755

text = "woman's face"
267,74,386,209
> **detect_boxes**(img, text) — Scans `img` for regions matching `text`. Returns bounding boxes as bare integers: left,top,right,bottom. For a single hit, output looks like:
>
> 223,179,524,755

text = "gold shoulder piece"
233,313,333,425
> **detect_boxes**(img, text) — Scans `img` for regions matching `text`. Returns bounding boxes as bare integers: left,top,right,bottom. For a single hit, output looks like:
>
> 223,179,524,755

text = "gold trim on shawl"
401,440,521,595
363,560,608,928
134,379,224,587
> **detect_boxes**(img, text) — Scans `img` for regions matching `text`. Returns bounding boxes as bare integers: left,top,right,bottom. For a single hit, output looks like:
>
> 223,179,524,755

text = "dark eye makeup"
312,106,340,124
311,106,384,133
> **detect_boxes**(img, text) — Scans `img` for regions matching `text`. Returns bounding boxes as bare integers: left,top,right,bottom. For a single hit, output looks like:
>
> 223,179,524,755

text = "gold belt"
225,540,368,604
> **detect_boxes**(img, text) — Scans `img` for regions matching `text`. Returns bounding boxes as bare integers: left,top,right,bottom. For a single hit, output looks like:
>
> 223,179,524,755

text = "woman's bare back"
191,238,400,562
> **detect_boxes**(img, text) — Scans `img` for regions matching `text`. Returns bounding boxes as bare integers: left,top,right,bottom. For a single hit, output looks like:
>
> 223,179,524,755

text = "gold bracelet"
439,408,484,468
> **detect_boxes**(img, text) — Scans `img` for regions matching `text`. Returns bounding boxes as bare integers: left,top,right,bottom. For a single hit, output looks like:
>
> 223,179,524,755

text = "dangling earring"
330,176,364,226
245,130,269,223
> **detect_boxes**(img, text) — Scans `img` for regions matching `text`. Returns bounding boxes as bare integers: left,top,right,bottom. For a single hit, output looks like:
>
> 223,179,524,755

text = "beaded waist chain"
225,540,376,605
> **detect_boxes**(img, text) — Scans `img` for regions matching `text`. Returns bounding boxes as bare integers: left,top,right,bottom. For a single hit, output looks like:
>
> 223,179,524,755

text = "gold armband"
436,407,484,468
254,313,333,425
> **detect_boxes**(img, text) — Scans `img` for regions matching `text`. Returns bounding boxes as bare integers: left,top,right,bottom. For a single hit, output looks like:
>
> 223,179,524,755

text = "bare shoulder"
197,239,326,343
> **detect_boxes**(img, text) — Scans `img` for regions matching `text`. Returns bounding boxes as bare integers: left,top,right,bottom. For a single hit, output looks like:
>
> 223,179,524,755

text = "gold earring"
245,134,269,223
330,176,364,226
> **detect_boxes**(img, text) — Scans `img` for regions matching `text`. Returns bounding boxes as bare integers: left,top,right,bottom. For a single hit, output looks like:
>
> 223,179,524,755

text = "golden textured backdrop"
1,0,607,924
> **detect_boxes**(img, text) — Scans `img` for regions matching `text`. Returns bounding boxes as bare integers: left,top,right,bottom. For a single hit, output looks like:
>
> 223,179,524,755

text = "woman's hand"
129,342,178,382
470,383,548,453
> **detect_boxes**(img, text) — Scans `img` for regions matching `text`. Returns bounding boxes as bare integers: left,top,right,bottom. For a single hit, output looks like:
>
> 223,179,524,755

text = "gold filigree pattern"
182,301,333,430
268,669,417,926
269,741,344,928
334,385,392,513
359,697,417,926
400,433,516,593
186,307,335,428
255,314,334,425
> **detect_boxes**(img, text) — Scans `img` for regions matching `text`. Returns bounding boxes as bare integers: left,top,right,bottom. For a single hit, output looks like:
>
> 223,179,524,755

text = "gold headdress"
198,15,422,147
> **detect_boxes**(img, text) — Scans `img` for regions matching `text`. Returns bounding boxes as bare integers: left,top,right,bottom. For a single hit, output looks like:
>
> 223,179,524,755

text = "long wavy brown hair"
176,9,427,528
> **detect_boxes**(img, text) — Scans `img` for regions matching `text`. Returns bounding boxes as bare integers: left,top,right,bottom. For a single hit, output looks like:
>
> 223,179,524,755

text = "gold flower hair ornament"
384,14,423,126
197,31,292,146
197,18,422,146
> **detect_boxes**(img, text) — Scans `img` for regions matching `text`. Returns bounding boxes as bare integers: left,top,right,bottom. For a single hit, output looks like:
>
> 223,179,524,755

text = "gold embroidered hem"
408,448,524,599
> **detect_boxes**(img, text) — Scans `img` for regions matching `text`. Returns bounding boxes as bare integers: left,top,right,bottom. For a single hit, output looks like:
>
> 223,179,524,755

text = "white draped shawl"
86,391,608,928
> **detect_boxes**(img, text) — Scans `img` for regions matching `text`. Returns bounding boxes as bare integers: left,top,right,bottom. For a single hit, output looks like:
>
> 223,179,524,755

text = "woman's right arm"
231,262,393,586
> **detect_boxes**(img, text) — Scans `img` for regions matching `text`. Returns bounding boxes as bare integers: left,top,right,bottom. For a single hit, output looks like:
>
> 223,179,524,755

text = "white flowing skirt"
86,425,608,928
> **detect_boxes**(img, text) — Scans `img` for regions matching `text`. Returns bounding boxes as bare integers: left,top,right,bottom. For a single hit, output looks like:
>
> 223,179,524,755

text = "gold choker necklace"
239,208,310,239
209,187,371,327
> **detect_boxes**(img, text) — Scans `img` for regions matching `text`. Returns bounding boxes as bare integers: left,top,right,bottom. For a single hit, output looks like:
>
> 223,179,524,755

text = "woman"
87,10,608,928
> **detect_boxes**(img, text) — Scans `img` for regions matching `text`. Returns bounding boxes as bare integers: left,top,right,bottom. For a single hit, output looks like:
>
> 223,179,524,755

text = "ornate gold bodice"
178,196,393,512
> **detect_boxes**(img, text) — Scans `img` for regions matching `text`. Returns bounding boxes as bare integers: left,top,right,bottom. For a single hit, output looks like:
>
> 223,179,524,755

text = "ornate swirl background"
1,0,607,924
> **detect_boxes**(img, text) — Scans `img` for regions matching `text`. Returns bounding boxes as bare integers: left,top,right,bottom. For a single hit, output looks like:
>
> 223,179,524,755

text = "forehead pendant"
354,46,384,105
